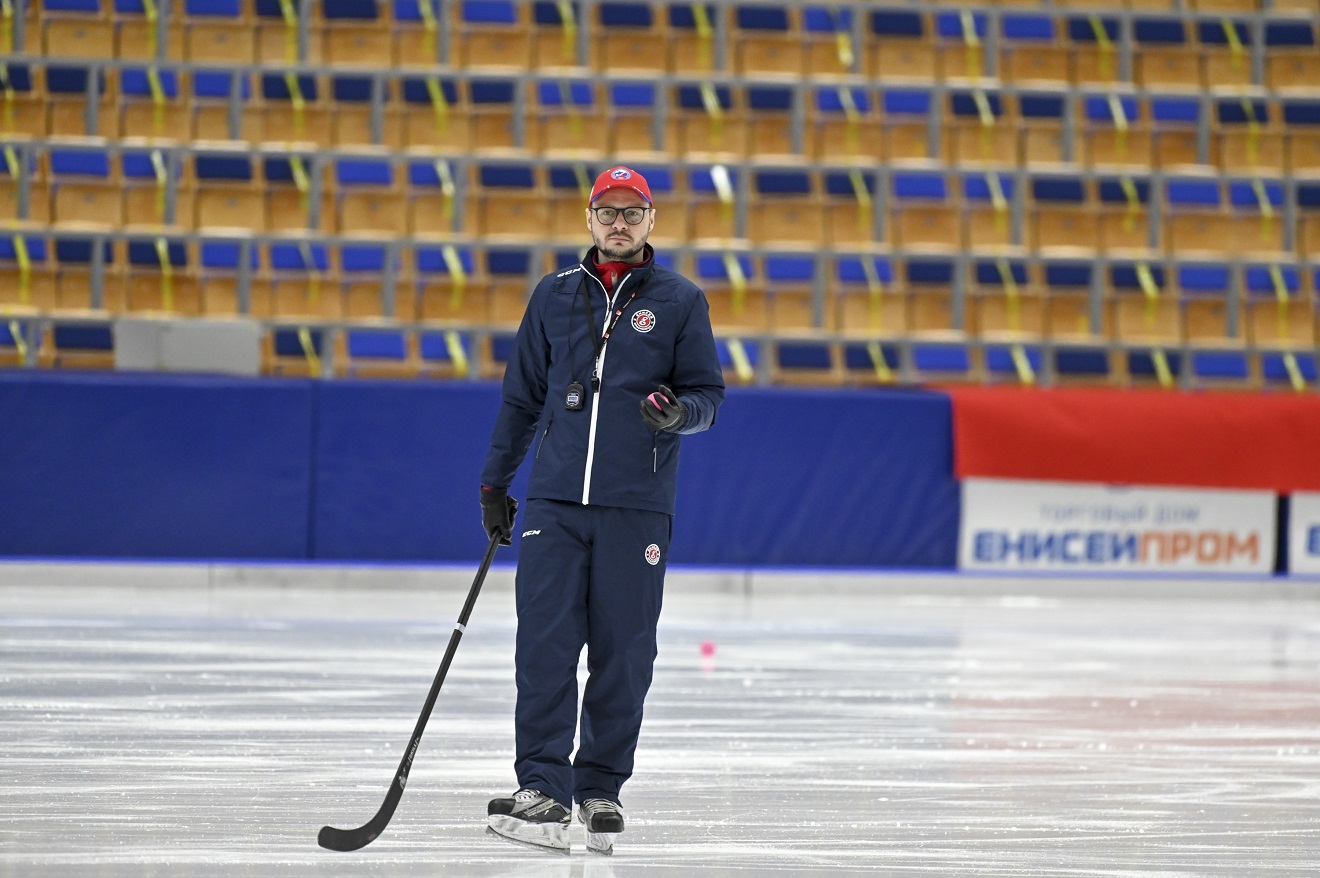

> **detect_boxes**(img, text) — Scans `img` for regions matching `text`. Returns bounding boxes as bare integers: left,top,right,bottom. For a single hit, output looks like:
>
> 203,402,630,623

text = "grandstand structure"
1,0,1318,388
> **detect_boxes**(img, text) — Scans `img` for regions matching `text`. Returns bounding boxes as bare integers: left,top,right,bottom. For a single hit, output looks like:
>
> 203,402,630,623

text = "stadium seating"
5,0,1318,390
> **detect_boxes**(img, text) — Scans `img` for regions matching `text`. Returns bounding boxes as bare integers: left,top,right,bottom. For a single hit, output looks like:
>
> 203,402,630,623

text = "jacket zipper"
652,432,658,474
580,268,630,504
536,415,553,459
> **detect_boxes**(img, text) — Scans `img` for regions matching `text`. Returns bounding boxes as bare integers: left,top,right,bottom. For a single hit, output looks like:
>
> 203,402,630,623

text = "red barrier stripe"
946,386,1320,492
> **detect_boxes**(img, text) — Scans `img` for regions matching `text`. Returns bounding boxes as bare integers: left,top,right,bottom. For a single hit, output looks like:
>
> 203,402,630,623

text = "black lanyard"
579,271,641,384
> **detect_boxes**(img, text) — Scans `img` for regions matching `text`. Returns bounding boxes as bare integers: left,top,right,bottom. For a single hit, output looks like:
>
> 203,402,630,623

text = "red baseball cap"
590,166,652,204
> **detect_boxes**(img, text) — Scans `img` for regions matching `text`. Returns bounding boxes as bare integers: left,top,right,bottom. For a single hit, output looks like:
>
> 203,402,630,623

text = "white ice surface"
2,567,1319,877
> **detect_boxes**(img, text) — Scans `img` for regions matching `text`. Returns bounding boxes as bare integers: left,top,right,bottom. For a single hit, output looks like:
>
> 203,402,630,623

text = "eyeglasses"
589,206,651,225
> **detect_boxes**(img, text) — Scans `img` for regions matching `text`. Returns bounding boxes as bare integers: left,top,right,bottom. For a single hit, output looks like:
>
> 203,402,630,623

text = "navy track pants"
512,498,670,809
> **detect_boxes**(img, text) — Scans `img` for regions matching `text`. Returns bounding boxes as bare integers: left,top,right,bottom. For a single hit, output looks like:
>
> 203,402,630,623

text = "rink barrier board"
2,373,1312,571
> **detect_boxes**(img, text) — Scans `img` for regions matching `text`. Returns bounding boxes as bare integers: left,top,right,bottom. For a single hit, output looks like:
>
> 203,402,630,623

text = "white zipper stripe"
580,267,631,505
582,341,606,504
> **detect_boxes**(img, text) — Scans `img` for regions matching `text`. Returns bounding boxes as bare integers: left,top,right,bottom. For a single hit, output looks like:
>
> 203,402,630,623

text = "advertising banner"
960,478,1276,574
1289,493,1320,576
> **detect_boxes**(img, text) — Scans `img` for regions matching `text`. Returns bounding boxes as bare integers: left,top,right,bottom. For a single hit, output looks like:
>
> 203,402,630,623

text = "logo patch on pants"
644,543,661,566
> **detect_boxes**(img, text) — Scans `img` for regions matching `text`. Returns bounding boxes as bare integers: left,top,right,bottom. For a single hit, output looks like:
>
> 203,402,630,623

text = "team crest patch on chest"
631,309,656,333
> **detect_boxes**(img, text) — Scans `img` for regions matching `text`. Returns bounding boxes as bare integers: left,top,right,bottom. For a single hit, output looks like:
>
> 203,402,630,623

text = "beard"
593,232,646,263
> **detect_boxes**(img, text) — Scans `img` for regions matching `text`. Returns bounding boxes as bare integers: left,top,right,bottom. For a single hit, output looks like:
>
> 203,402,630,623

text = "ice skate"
575,798,624,855
486,789,571,854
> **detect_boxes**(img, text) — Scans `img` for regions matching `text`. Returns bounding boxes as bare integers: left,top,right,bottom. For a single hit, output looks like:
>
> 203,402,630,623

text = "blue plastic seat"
1066,15,1121,85
731,4,802,78
340,242,401,322
51,323,115,369
122,236,190,312
1017,91,1067,165
1095,175,1153,252
772,340,837,384
800,5,854,76
1265,19,1319,91
413,244,481,323
696,251,764,331
912,343,973,382
714,336,761,383
880,87,937,160
1042,259,1099,343
1243,263,1312,351
1262,352,1318,389
821,169,877,248
191,70,252,140
842,342,899,383
971,258,1040,340
833,254,902,337
905,256,959,336
763,253,818,332
985,344,1042,384
414,329,473,378
54,234,116,312
963,172,1018,250
1190,351,1251,388
1052,345,1114,385
891,170,956,250
687,165,740,241
121,147,184,227
1127,349,1183,386
1111,261,1176,346
49,143,120,228
1177,261,1236,348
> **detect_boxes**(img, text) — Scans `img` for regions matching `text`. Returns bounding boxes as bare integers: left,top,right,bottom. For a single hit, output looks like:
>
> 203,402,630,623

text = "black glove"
480,486,518,546
639,384,687,433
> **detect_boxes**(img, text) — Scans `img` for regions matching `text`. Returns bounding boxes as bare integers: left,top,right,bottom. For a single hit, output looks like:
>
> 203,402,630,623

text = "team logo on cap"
611,168,632,180
644,544,661,565
631,309,656,333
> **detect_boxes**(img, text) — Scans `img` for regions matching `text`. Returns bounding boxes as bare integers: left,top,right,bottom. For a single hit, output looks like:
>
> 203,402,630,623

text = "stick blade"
318,823,380,852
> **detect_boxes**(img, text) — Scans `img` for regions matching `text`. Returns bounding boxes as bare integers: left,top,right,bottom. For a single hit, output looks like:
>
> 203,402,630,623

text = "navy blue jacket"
482,245,725,515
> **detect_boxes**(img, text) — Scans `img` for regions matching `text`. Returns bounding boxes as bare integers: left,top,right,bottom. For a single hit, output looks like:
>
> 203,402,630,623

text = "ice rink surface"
2,565,1319,878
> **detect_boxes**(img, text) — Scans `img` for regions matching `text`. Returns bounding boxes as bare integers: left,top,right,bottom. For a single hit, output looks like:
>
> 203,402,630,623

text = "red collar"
592,254,651,294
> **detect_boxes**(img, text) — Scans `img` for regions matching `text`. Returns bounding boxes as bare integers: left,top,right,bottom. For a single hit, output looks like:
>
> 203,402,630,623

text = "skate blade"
485,818,571,855
584,830,614,856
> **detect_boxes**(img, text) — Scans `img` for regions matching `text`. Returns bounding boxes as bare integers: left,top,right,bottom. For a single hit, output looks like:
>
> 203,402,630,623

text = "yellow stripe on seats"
289,154,310,217
1151,349,1174,389
848,168,871,232
7,320,26,361
150,149,167,222
555,0,577,63
433,158,455,224
442,244,466,310
1010,344,1036,386
866,340,893,383
861,256,885,333
1120,176,1140,233
726,337,754,383
154,237,174,312
1222,18,1246,71
297,326,320,374
995,257,1021,333
692,3,713,68
1136,261,1160,328
13,232,30,304
146,66,165,134
1089,15,1113,77
723,251,746,313
444,330,469,377
279,0,297,63
425,76,450,134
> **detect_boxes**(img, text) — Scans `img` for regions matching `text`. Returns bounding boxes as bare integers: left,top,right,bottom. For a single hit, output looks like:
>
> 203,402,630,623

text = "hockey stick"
318,531,502,852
